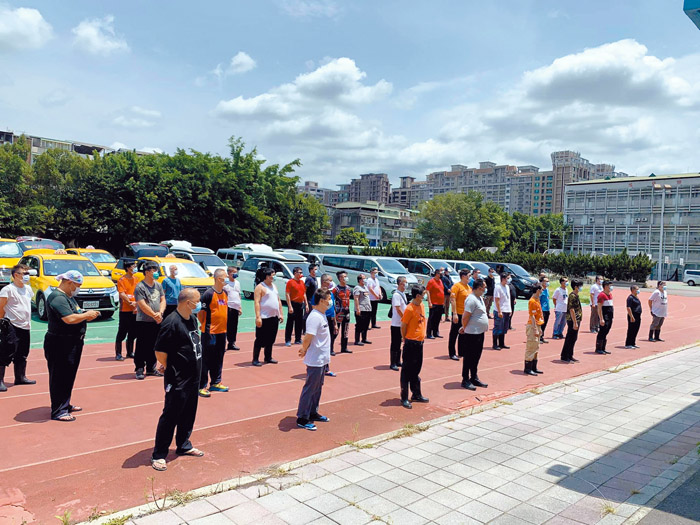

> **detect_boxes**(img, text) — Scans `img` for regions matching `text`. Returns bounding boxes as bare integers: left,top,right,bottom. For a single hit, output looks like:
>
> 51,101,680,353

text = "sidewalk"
90,343,700,525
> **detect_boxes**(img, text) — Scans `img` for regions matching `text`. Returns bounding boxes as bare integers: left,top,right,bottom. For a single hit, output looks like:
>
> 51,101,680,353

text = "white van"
683,269,700,286
238,252,310,300
396,258,459,287
318,254,417,301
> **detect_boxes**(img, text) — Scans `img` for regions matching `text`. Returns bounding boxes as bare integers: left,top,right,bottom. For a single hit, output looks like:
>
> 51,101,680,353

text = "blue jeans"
553,311,567,337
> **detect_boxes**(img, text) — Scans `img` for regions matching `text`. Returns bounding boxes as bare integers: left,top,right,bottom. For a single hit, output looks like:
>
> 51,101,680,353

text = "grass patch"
669,457,679,465
341,423,375,449
392,423,429,439
609,364,633,374
495,399,513,406
104,516,132,525
164,489,196,506
265,465,290,478
630,489,641,495
601,501,616,516
529,388,542,395
55,510,72,525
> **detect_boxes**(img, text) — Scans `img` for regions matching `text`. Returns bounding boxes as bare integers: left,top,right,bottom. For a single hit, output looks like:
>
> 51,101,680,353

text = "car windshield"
84,252,117,263
159,262,209,278
296,263,311,277
507,263,530,277
131,245,169,257
43,259,101,277
0,242,22,257
428,260,458,276
376,258,409,275
19,240,64,251
193,254,226,267
469,262,491,274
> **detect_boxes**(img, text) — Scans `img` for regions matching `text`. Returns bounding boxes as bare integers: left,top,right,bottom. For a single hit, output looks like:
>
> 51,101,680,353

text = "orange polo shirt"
402,301,426,341
117,274,141,312
527,296,544,325
451,282,471,315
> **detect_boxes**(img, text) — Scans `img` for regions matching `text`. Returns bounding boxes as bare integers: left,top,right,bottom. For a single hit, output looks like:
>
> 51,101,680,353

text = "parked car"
317,254,417,301
0,238,23,290
446,260,492,276
121,242,169,258
66,248,118,277
484,261,539,298
237,252,309,300
111,257,214,297
216,248,252,269
396,258,459,287
683,269,700,286
16,237,65,254
19,250,119,320
163,242,227,276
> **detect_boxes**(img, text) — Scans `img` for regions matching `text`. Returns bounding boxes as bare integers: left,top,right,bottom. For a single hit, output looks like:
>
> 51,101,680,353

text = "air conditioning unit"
589,217,595,223
642,217,648,222
608,218,614,222
635,218,641,222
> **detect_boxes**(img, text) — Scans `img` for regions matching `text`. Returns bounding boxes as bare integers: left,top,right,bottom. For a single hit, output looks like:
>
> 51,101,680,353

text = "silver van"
396,258,459,286
318,254,417,301
238,252,310,300
683,269,700,286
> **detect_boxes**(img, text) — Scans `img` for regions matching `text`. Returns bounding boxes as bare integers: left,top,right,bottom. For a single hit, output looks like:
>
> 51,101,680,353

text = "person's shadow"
122,448,159,469
379,398,402,407
278,416,297,432
14,407,51,423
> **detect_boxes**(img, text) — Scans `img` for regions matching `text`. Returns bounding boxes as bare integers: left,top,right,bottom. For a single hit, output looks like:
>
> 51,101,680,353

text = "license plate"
83,301,100,308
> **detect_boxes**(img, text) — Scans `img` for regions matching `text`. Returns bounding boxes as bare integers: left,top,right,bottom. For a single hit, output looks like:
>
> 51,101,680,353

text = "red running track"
1,296,699,523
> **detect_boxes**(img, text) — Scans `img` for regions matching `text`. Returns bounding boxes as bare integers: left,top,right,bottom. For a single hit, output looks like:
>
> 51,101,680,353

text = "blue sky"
1,1,700,188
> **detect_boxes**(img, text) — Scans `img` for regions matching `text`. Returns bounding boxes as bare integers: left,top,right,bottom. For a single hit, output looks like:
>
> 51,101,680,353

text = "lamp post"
655,183,672,280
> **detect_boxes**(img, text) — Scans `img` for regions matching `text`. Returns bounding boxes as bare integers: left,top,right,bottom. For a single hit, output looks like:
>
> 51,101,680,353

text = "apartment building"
297,180,335,205
330,201,417,247
348,173,391,204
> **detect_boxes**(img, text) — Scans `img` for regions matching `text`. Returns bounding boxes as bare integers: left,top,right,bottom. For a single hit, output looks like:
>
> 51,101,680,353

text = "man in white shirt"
367,267,382,329
551,277,569,339
492,273,512,350
589,275,603,333
389,277,407,371
296,289,332,431
224,267,242,350
648,281,668,342
0,264,35,391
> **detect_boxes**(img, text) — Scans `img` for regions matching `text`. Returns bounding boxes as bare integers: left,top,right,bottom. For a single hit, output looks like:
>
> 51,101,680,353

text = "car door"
20,256,40,301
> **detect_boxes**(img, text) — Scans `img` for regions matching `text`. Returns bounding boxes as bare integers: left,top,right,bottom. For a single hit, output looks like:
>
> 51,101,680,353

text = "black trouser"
370,300,379,328
626,314,641,346
327,315,337,354
354,311,371,343
296,365,325,422
253,317,279,362
285,301,305,343
561,320,579,360
428,305,443,337
152,384,198,460
44,333,84,419
596,307,613,351
541,311,550,339
459,332,484,382
509,301,515,329
401,339,424,399
200,332,226,388
164,304,177,318
448,314,462,357
115,311,136,356
227,307,240,347
390,326,402,366
134,321,159,372
6,325,30,378
337,311,350,351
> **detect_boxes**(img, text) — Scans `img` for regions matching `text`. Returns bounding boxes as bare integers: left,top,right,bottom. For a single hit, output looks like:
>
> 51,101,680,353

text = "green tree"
335,227,369,246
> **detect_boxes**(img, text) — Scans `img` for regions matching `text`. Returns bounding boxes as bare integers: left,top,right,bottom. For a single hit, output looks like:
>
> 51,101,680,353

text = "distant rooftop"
569,172,700,186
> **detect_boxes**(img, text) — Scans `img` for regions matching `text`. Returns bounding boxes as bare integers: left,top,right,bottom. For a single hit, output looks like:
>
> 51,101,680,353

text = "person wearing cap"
115,260,140,361
162,264,182,319
134,262,166,380
0,263,35,391
44,271,100,421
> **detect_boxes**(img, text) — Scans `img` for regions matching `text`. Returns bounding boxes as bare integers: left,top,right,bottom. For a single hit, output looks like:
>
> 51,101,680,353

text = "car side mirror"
28,269,37,276
101,270,110,277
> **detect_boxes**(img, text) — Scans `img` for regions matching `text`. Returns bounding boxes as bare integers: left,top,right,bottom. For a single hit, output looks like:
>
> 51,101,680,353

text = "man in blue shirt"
162,264,182,319
538,276,550,343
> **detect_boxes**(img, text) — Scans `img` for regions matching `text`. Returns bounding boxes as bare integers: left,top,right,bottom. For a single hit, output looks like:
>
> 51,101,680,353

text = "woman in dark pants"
44,271,100,421
595,280,614,355
625,285,642,348
458,279,489,390
560,279,582,362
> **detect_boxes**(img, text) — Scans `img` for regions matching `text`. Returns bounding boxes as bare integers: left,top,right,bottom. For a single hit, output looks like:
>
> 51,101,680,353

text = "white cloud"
112,106,161,128
279,0,341,19
228,51,256,74
0,6,52,51
130,106,162,118
72,15,129,56
40,89,71,107
110,141,128,150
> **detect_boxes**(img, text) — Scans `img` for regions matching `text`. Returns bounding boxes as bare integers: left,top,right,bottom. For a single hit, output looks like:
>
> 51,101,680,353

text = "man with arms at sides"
400,285,430,409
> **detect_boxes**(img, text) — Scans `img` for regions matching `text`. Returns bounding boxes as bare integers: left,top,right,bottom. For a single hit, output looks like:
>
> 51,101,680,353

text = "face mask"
172,270,178,277
22,274,30,283
662,286,667,291
507,278,512,284
231,274,237,279
609,286,614,292
71,286,81,297
152,272,160,279
191,301,202,314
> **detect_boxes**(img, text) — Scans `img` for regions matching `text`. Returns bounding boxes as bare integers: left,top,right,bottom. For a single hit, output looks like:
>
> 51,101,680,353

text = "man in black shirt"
484,268,495,318
625,285,642,349
151,288,204,471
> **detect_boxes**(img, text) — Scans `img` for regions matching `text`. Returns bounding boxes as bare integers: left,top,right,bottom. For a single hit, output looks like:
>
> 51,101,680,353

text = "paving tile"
133,510,184,525
304,492,347,514
497,482,540,502
356,475,397,495
382,485,419,506
274,502,322,525
427,487,471,510
206,490,249,511
188,513,235,524
354,494,399,516
381,507,429,524
332,484,375,504
223,500,271,525
478,490,521,512
403,476,444,496
457,500,503,522
490,513,532,525
433,510,482,525
379,467,417,485
256,491,299,514
284,482,327,503
309,474,350,492
406,496,452,520
508,502,555,524
450,479,490,499
172,500,219,522
423,468,463,488
529,494,571,514
326,505,372,525
468,471,508,489
400,459,439,476
358,458,393,476
335,466,373,484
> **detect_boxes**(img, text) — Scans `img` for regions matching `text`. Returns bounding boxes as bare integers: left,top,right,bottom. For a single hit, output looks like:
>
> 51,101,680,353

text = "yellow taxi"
66,247,118,276
0,238,22,290
111,256,214,295
18,250,119,320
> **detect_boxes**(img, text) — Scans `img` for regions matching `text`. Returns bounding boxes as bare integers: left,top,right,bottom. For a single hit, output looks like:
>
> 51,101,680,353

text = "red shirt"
286,278,307,303
426,278,445,305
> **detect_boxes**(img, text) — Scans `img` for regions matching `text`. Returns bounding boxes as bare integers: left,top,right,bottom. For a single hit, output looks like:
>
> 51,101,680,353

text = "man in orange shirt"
285,267,309,346
198,269,229,397
525,283,544,376
426,270,445,339
400,285,429,409
448,269,472,361
115,261,140,361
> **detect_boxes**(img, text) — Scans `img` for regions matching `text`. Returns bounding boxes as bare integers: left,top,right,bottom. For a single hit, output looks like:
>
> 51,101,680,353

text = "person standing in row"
305,264,320,306
539,276,550,343
426,270,444,339
317,274,338,373
524,283,544,376
507,273,517,330
389,277,408,371
334,271,353,354
353,274,372,345
252,268,284,366
115,261,139,361
44,271,100,421
448,269,471,361
441,268,453,322
400,285,429,409
224,266,242,350
483,268,495,318
551,277,569,339
134,262,166,380
469,269,480,288
296,289,333,431
151,288,205,471
648,281,668,342
492,273,511,350
589,275,603,333
0,264,35,391
367,267,382,329
198,269,229,397
625,285,642,349
560,280,582,363
458,278,489,391
285,267,308,347
595,281,614,355
162,265,182,319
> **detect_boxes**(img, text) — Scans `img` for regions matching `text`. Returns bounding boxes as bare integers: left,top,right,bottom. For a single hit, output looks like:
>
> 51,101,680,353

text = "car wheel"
243,291,254,299
37,293,48,321
689,280,695,286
